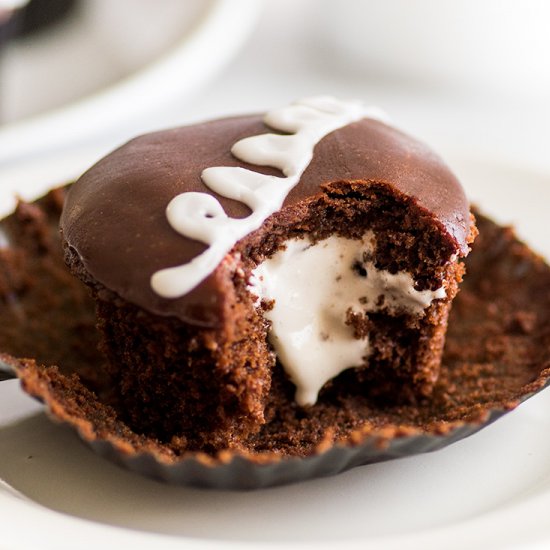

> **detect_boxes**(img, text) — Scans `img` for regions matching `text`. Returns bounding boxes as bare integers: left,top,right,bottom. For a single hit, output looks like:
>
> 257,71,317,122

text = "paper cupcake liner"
2,189,550,489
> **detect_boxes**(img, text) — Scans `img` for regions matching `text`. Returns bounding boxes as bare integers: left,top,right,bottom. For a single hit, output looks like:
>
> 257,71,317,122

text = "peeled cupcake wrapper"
2,353,548,490
1,191,550,490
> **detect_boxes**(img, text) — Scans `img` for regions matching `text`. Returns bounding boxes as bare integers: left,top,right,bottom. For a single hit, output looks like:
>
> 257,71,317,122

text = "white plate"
0,0,261,166
1,154,550,550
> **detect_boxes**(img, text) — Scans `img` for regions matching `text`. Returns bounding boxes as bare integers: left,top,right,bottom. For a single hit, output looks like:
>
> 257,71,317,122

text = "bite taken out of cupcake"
60,96,477,450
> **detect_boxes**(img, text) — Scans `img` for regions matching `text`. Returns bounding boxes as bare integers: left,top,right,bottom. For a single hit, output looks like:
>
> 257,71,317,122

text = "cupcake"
60,96,476,450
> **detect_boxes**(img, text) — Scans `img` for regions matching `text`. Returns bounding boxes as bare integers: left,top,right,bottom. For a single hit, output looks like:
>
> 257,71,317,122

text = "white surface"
0,0,27,10
0,0,261,166
316,0,550,100
0,154,550,550
3,0,206,121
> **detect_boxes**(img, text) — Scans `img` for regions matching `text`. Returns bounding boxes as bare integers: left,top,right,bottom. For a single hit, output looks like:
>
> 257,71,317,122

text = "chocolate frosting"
60,115,471,327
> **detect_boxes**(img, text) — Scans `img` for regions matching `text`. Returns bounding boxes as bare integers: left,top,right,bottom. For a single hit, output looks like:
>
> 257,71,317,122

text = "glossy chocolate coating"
60,115,471,327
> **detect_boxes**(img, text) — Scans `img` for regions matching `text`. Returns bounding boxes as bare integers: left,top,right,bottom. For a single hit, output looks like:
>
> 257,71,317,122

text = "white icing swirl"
150,96,387,298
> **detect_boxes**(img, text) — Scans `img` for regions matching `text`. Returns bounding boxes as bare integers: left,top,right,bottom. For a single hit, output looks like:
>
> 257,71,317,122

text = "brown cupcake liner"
1,188,550,489
1,350,547,490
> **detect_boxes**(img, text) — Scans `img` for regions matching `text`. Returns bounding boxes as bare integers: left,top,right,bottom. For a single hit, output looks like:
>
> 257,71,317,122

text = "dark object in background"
0,4,20,122
0,6,18,45
11,0,79,39
0,0,79,121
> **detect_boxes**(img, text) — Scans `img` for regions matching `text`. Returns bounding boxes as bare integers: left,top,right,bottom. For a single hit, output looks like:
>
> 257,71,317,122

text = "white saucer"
0,0,261,166
1,153,550,550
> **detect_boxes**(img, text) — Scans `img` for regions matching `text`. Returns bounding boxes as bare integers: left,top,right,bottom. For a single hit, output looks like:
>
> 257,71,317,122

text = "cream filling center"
249,235,446,406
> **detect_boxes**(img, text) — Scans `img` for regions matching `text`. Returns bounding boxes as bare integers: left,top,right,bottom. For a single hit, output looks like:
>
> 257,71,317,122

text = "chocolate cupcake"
60,97,477,450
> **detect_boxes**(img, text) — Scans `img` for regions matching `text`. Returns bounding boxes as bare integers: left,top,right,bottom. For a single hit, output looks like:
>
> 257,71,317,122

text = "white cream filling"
249,235,446,406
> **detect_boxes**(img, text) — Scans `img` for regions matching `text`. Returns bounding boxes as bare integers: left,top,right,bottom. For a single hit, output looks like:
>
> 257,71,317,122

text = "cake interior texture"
1,188,550,464
63,181,466,451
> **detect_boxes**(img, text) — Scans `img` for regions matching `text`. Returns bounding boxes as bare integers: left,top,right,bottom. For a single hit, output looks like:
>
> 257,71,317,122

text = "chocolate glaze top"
60,115,471,327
